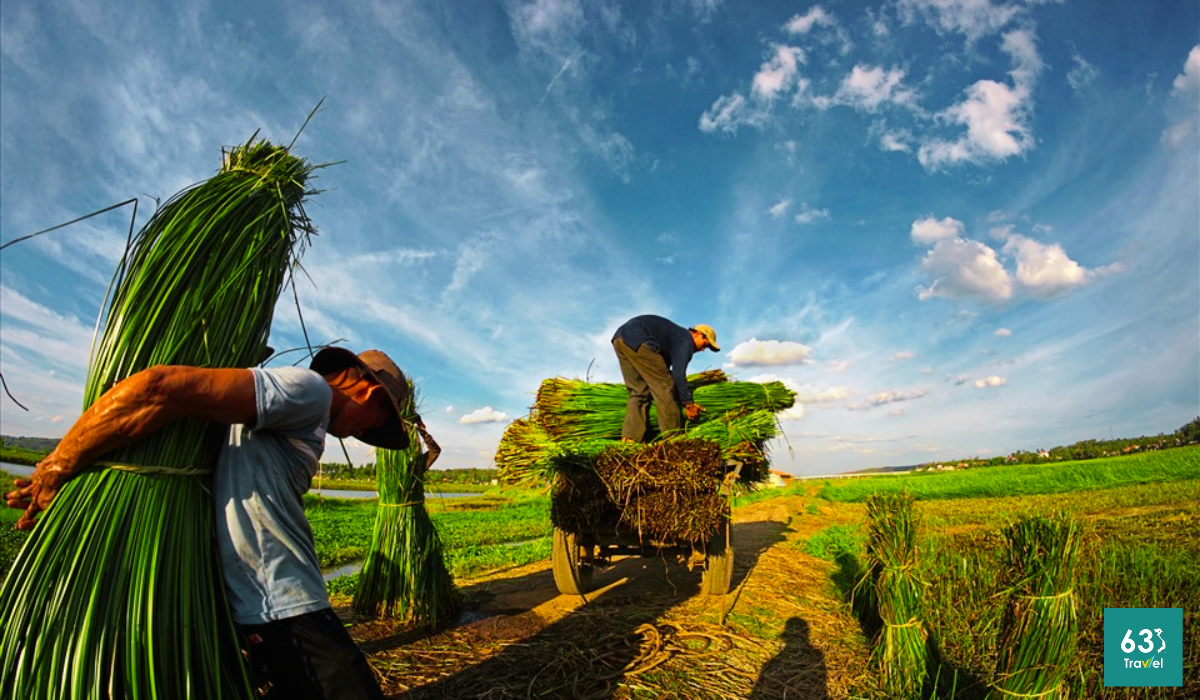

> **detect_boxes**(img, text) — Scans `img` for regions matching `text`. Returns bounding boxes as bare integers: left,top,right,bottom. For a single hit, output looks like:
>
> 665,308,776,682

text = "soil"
335,487,879,699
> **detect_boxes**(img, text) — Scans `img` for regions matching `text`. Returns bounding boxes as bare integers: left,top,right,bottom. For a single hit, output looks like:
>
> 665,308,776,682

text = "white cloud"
1163,46,1200,149
974,375,1007,388
1001,28,1043,89
794,203,830,225
867,388,928,405
767,199,791,218
784,6,836,35
752,45,806,101
782,5,853,53
727,338,814,366
911,215,964,244
1067,52,1098,92
994,328,1012,337
892,351,916,361
917,29,1043,170
792,383,855,403
699,92,753,133
917,238,1013,304
880,131,912,152
1002,234,1087,297
459,406,508,424
918,79,1030,168
1172,46,1200,95
897,0,1021,43
829,65,914,112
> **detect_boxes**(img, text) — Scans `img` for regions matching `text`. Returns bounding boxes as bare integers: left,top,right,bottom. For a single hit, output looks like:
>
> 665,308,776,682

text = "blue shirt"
213,367,331,625
612,314,700,404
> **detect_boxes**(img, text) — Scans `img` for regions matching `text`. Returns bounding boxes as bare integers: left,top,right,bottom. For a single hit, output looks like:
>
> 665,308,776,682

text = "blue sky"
1,0,1197,476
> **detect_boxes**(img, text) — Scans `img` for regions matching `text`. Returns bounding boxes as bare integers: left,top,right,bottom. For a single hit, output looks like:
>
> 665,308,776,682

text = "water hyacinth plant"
354,384,461,626
0,134,321,699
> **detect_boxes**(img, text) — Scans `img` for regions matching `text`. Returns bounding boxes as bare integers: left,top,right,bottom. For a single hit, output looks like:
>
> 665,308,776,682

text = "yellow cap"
693,324,720,352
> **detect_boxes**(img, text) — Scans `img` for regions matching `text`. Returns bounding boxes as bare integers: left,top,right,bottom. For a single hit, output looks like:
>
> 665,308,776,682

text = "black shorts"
238,608,385,700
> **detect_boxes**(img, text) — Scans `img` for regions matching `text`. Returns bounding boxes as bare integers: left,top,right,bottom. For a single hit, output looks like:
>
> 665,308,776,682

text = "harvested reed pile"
498,372,793,544
989,514,1080,700
0,135,317,699
496,373,792,485
354,385,461,627
588,440,727,541
549,465,622,535
865,491,926,699
533,372,791,445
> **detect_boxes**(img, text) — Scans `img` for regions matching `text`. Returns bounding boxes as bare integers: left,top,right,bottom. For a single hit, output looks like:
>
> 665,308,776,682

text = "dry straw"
0,134,320,699
865,491,927,699
989,514,1080,700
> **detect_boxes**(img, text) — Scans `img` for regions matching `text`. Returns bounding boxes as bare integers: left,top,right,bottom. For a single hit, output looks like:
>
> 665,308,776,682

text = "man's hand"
5,459,76,530
684,403,705,420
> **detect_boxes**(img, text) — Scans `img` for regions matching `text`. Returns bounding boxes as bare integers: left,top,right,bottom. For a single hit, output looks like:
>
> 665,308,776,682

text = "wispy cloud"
794,203,831,225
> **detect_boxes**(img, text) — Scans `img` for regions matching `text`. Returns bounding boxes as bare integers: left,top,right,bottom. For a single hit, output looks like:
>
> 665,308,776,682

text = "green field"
799,447,1199,699
4,448,1197,698
817,445,1200,502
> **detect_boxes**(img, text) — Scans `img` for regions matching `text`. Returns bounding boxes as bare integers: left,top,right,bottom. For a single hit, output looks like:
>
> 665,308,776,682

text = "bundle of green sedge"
354,384,461,626
495,372,793,484
0,135,320,700
989,514,1080,700
864,491,927,700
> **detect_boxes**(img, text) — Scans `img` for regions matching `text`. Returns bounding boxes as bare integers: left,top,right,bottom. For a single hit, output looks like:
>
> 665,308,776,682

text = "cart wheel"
702,523,733,596
552,528,594,595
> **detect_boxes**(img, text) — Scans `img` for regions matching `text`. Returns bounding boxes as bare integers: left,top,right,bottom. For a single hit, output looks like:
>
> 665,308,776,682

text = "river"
0,462,478,499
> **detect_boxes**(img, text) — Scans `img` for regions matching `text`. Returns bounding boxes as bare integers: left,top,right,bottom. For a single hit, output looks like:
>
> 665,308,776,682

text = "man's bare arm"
5,365,256,529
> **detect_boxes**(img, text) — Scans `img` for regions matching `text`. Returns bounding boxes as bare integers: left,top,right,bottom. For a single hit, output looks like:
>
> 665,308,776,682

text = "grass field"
3,448,1197,698
817,446,1200,502
800,447,1200,699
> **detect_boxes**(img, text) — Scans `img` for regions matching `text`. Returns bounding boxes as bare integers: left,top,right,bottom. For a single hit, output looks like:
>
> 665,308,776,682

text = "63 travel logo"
1104,608,1183,687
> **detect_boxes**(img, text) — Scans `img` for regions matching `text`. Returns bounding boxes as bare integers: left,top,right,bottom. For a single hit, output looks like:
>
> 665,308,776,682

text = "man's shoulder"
253,366,328,396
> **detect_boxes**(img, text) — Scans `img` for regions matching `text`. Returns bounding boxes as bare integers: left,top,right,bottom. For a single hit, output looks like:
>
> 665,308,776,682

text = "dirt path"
339,489,878,699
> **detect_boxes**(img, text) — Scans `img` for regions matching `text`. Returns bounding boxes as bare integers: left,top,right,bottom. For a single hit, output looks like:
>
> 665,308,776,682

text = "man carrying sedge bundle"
6,346,412,699
611,314,720,442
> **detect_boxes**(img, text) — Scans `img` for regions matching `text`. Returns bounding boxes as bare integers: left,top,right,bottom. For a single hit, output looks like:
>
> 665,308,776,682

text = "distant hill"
1,436,59,453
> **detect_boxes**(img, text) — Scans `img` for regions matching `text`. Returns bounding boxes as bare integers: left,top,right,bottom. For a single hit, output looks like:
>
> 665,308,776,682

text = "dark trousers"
238,608,385,700
613,337,682,441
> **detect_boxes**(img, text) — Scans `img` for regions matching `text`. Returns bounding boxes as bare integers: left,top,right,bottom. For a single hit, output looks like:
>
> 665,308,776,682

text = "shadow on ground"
355,516,810,698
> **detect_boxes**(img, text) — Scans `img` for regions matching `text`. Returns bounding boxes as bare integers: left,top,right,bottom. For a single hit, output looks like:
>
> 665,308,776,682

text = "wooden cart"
550,461,741,597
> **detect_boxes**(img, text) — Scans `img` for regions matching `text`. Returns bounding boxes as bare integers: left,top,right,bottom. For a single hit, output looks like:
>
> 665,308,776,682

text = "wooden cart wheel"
702,522,733,596
551,527,594,595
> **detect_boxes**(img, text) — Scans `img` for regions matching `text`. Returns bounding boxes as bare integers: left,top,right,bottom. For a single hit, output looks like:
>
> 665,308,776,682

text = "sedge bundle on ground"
989,514,1080,700
354,385,461,627
865,491,927,699
0,135,319,699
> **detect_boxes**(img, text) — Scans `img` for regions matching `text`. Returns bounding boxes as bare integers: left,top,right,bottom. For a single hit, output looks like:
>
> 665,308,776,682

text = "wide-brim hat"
310,347,411,450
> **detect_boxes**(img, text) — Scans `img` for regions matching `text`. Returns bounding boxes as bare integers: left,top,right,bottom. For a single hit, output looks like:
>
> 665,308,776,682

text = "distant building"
764,470,795,489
